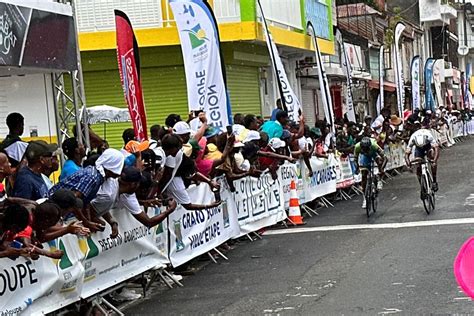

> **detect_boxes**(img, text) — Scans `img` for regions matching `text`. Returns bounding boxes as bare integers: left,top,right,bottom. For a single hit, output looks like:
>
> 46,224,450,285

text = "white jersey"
407,129,437,149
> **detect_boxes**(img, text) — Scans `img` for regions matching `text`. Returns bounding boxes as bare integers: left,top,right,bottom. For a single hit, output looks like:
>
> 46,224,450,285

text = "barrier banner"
0,235,84,315
80,208,168,298
279,161,304,209
336,156,355,189
168,183,240,267
301,155,337,202
233,172,286,236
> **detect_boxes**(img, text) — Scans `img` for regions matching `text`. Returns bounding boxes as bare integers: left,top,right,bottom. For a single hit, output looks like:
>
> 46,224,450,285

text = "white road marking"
453,297,471,301
264,218,474,236
378,308,402,315
465,194,474,206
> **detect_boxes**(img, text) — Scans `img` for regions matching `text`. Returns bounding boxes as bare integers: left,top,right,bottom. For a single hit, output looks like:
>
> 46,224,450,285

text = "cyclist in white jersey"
405,122,440,191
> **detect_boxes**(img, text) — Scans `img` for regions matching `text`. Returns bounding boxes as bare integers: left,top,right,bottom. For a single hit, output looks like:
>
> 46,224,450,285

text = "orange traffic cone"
288,180,305,225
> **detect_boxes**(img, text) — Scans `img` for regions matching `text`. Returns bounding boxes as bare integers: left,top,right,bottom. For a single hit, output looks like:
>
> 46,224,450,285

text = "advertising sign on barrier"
336,156,355,189
279,161,303,209
0,235,84,315
301,155,338,202
233,172,286,236
168,183,240,267
81,208,168,298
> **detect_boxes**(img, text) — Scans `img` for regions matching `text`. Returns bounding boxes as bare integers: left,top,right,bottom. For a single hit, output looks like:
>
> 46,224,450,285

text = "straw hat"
390,115,402,126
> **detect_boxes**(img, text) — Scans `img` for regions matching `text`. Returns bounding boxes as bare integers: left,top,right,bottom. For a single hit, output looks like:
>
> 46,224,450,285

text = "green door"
83,64,261,148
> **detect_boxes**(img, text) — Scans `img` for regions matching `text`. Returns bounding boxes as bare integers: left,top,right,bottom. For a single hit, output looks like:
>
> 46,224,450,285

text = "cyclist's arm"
428,135,440,163
404,135,415,166
353,144,360,171
374,144,387,170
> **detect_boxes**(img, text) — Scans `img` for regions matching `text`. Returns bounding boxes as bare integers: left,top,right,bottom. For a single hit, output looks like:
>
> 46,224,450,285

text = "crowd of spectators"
0,103,470,267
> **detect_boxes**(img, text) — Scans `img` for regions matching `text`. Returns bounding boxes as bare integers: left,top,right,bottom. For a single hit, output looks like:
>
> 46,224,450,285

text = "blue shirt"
260,120,283,139
60,159,82,181
12,167,49,200
50,166,104,204
270,108,281,121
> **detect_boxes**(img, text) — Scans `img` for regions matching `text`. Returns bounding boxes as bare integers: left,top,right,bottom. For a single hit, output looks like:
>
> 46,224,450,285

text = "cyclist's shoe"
432,182,439,192
377,180,383,191
362,199,367,209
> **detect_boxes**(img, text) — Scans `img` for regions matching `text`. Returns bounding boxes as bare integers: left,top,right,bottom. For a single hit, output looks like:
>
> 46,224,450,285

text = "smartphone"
193,110,203,117
9,240,23,259
11,240,22,249
226,125,233,135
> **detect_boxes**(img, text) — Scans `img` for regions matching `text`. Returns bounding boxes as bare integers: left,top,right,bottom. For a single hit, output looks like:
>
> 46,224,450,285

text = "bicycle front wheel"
371,180,378,213
365,179,372,217
421,175,434,214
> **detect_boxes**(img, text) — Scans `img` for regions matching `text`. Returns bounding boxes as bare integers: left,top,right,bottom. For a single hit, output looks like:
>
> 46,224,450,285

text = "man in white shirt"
371,108,391,134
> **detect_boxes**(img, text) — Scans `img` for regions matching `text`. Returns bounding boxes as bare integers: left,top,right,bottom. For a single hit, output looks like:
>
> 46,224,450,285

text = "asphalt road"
126,139,474,315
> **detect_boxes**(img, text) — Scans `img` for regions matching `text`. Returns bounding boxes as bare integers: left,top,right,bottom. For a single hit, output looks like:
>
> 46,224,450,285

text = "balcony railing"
258,0,303,30
76,0,241,32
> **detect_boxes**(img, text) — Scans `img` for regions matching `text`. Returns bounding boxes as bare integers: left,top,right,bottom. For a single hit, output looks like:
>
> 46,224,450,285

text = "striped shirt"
49,166,104,204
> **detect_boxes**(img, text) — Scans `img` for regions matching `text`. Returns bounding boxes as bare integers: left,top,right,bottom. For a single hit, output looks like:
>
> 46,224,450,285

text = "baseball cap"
204,126,221,139
50,189,83,210
173,121,192,135
268,138,286,151
310,127,322,137
121,166,144,183
189,139,202,152
25,140,58,161
233,140,245,148
243,131,261,143
125,140,150,153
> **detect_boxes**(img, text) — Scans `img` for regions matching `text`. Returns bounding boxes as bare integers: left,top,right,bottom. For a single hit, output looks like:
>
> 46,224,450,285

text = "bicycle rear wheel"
421,175,434,214
371,180,378,213
365,179,372,217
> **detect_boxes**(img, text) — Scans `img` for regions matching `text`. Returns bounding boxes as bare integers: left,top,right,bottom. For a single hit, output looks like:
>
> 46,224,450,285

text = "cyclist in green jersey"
354,137,387,209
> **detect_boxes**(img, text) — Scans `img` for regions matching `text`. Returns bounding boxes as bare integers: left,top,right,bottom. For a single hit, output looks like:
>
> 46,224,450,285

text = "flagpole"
257,0,287,112
308,22,335,134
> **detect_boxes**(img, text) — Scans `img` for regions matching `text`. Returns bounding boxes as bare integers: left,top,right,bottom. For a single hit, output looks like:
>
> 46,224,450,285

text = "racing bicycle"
364,161,378,217
411,157,435,214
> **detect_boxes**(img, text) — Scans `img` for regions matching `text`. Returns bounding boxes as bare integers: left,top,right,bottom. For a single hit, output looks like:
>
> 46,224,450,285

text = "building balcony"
419,0,457,24
76,0,335,55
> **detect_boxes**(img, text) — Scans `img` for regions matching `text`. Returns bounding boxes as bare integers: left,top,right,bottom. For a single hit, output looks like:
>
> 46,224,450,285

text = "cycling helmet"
360,137,372,149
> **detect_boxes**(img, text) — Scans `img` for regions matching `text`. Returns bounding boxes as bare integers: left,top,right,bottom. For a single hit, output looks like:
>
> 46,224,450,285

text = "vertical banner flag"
170,0,232,129
433,59,443,109
411,55,421,110
461,72,466,110
308,23,335,134
335,29,356,122
393,22,405,118
376,45,384,116
424,58,435,111
115,10,148,141
465,63,471,109
257,0,301,122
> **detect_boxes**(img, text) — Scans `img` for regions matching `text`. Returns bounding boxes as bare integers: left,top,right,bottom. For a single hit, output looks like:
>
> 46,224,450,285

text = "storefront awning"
368,80,397,92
